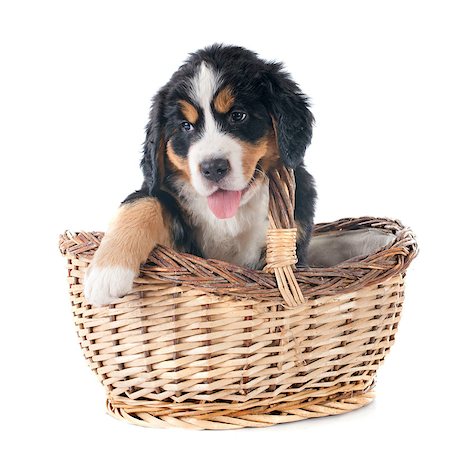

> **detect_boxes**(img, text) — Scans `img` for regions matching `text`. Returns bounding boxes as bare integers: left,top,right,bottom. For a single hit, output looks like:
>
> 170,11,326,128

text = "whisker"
254,168,269,182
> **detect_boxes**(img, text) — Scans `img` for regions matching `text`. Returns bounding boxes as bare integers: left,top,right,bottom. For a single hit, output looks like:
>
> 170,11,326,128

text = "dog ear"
262,63,314,168
141,88,168,195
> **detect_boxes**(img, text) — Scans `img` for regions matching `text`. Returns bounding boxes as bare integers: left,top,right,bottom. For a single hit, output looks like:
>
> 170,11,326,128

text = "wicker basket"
59,167,417,430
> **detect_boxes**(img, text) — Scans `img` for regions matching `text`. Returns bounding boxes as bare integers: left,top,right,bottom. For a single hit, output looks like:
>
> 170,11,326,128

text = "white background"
1,0,448,448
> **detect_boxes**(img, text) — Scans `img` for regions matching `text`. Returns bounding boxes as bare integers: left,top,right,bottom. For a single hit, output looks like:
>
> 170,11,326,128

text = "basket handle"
264,166,305,307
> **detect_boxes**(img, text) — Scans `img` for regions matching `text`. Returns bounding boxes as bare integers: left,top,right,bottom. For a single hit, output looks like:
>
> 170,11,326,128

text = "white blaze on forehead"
188,62,247,196
190,61,220,115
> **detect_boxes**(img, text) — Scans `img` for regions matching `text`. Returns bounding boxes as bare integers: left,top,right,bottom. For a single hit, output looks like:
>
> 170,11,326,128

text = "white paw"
84,265,136,306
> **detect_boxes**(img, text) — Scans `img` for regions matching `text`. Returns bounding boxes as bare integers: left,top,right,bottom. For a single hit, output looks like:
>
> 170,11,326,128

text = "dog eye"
230,111,247,123
180,121,193,131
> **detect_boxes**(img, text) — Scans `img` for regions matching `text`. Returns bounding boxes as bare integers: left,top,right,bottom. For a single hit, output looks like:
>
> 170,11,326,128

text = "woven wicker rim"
59,215,417,305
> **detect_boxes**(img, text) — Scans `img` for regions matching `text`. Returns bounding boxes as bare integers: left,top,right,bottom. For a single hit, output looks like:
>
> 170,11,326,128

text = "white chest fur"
178,181,270,269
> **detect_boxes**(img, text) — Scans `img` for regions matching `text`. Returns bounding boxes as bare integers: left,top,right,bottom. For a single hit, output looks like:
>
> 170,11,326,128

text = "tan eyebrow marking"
214,85,235,114
178,100,199,124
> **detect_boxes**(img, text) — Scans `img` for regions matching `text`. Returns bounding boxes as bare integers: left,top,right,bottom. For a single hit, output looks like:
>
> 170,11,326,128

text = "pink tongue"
207,190,242,219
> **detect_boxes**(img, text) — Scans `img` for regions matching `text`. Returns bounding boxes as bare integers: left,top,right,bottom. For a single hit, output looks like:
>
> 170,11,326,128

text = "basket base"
106,391,375,430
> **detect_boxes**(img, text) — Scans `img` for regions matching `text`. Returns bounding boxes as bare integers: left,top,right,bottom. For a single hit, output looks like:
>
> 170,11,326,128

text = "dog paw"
84,265,136,306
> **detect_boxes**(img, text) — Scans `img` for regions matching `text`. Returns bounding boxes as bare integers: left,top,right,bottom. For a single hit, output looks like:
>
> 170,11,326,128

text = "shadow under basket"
59,168,418,430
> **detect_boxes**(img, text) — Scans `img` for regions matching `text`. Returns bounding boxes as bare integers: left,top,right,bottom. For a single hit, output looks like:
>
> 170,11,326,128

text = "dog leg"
84,197,171,306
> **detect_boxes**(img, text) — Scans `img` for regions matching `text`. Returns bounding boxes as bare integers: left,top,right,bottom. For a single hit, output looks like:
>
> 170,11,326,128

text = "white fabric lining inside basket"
307,228,396,267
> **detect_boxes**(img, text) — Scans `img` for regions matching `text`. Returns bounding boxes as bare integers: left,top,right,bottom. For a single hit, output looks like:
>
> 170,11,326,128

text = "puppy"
84,44,316,306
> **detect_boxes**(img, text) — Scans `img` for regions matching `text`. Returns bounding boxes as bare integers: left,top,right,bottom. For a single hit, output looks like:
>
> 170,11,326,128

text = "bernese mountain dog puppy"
85,44,316,306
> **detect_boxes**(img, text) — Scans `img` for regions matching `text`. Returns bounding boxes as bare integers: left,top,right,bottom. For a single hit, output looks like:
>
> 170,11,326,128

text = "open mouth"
207,189,243,219
206,172,261,219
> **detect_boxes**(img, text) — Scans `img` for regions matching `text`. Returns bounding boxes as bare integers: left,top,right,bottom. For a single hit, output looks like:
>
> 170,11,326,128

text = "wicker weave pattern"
61,218,416,304
59,169,417,429
106,391,375,430
67,270,403,398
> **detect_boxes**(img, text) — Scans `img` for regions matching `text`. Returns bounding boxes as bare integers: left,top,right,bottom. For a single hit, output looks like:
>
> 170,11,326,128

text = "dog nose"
199,158,230,182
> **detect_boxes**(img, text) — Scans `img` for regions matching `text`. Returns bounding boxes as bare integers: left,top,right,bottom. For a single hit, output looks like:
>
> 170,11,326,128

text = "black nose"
199,158,230,182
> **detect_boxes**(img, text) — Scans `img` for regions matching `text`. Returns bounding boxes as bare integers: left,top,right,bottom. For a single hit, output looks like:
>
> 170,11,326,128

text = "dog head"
141,44,314,219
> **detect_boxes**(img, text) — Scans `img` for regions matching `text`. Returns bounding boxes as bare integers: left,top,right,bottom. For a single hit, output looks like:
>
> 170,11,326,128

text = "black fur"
294,165,317,266
140,87,169,195
262,65,314,168
123,44,317,267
